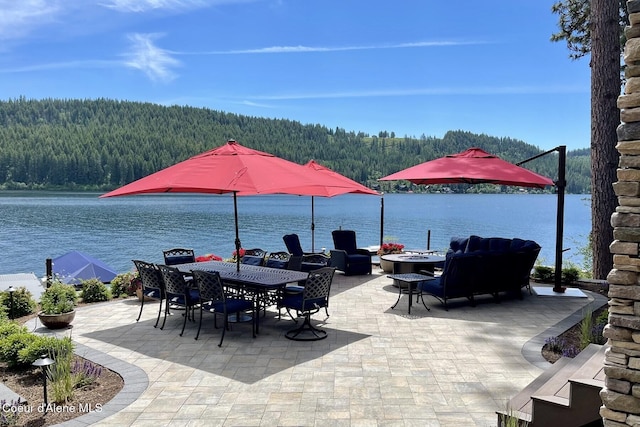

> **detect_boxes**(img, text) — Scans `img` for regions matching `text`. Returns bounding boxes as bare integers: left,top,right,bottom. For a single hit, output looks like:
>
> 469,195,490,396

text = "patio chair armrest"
419,270,435,277
355,248,372,257
329,249,348,270
302,253,330,265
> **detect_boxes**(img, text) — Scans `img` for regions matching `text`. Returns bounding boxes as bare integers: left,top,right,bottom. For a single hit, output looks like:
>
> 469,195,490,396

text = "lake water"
0,192,592,277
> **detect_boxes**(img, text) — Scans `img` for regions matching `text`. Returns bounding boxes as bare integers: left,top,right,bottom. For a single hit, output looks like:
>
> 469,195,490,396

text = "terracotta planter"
38,310,76,329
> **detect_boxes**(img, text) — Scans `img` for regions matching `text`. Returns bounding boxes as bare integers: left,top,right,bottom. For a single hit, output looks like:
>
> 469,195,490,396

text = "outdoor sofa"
418,235,541,309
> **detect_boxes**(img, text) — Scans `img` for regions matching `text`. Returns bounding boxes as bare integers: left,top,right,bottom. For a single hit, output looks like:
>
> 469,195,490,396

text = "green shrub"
533,265,582,285
40,281,77,314
110,271,140,297
0,320,28,339
0,333,39,367
562,266,581,285
533,265,554,282
18,335,74,366
80,278,111,303
596,308,609,326
0,287,36,318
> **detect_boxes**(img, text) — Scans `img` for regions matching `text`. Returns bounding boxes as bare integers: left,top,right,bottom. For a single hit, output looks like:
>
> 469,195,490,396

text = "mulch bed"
540,280,609,364
0,355,123,427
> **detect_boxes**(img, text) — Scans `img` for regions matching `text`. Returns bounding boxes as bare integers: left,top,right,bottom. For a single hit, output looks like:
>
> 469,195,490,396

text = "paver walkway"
27,268,605,426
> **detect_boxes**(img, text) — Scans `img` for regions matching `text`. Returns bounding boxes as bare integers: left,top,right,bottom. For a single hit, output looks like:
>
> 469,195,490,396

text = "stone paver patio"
28,267,605,426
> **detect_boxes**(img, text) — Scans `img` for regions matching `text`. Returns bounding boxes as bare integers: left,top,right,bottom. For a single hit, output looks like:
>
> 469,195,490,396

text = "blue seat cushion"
142,288,162,299
266,259,288,269
168,288,199,305
280,293,326,311
418,277,445,298
166,255,195,265
203,298,253,313
241,255,264,266
284,285,305,294
346,254,370,264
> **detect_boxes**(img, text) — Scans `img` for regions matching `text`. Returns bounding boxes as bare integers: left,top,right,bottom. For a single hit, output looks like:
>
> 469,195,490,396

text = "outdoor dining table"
174,260,309,333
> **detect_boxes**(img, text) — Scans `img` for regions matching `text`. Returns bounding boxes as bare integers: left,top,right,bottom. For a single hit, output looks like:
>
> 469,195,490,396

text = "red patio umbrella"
379,147,554,188
101,139,352,270
302,160,379,251
380,147,565,290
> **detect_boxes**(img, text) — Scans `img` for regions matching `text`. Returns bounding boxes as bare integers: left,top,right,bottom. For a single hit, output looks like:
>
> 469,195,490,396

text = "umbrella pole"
311,196,315,252
380,196,384,247
516,145,566,293
553,146,567,293
234,192,241,272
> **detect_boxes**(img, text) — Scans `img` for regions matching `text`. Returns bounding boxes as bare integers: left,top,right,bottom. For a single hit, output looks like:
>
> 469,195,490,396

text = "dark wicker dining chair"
278,267,336,341
241,248,267,266
157,264,200,336
132,260,165,328
265,251,290,269
191,270,255,346
163,248,196,265
282,234,329,272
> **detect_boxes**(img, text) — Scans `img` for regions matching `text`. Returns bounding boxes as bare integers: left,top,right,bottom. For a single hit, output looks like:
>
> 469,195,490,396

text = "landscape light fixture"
32,354,55,405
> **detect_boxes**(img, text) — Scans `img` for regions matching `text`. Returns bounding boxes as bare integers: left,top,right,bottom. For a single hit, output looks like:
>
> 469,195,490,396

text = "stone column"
601,1,640,424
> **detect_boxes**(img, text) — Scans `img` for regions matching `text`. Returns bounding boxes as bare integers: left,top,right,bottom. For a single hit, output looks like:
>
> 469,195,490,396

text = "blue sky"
0,0,591,151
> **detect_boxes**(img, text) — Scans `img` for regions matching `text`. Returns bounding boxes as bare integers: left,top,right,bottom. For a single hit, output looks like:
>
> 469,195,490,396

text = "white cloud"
123,33,181,82
101,0,254,13
182,40,486,55
0,60,118,73
0,0,63,41
247,85,588,101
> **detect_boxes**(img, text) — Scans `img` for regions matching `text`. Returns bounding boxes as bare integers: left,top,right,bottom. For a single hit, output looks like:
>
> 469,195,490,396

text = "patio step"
497,343,605,427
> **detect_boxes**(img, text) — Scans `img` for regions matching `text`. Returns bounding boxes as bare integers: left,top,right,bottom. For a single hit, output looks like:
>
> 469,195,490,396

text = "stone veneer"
602,1,640,425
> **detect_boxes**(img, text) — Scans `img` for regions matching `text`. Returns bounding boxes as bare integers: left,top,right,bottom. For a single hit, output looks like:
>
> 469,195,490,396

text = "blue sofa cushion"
442,249,462,272
449,236,469,252
433,235,541,308
521,240,540,251
465,235,489,252
509,238,526,251
488,238,511,252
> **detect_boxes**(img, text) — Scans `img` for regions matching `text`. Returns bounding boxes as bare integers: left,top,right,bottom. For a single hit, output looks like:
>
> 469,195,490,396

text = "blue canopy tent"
52,251,117,285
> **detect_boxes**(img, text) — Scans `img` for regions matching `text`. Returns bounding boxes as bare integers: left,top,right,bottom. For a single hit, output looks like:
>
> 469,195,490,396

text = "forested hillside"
0,98,591,193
